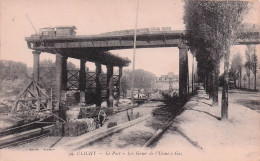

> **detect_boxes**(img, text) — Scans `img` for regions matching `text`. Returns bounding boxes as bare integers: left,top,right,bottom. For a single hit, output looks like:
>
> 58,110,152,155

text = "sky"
1,0,260,77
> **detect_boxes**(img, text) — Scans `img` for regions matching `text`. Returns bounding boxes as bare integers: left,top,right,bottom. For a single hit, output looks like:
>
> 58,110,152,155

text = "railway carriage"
38,26,77,36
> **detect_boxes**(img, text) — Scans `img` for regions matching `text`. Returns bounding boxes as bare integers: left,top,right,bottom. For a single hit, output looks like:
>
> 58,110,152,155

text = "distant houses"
154,72,178,90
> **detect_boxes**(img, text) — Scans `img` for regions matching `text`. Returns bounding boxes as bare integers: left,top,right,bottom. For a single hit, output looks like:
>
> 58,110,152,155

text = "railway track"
58,114,153,151
0,100,161,149
59,101,182,150
83,114,174,149
71,101,184,150
0,118,55,149
0,125,53,149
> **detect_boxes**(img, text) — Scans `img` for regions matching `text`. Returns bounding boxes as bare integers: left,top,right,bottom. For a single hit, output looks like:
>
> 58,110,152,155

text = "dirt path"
228,89,260,111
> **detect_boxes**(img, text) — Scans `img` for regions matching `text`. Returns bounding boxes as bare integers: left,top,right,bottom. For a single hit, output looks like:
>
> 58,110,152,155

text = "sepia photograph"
0,0,260,160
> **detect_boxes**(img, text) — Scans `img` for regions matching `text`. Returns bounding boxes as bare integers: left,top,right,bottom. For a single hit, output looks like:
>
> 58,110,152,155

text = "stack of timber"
51,118,98,136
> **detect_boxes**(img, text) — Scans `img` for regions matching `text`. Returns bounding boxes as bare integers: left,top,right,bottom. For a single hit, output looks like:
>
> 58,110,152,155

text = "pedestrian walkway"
155,88,260,161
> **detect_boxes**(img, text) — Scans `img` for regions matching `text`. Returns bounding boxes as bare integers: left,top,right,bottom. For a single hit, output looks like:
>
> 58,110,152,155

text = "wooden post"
95,62,102,106
79,59,86,105
32,51,41,82
61,56,68,90
106,65,114,107
178,44,188,99
55,53,62,111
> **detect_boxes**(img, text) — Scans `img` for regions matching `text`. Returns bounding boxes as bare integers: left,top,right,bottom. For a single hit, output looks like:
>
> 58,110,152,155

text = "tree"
251,46,258,90
229,53,243,88
0,60,28,82
67,62,79,70
245,61,251,89
243,74,247,88
121,69,156,90
39,60,56,94
0,60,29,96
39,59,78,94
184,0,250,119
244,45,256,89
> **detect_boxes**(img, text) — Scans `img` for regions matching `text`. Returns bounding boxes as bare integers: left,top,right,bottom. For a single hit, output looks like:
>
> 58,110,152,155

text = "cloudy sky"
1,0,260,76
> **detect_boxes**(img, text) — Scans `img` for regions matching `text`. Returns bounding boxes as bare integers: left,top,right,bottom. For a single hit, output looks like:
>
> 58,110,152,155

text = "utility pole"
130,0,140,116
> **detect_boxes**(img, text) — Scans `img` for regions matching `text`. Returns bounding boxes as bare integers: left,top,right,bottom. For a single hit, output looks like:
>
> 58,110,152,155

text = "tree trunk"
208,73,211,95
240,68,242,88
206,73,209,95
187,63,190,95
204,76,207,90
209,72,214,99
221,46,230,120
248,75,250,89
192,55,194,93
213,61,220,106
254,70,257,91
194,72,196,90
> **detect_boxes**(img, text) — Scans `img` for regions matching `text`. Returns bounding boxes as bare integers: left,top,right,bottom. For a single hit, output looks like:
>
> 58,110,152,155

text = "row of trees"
0,60,30,96
121,69,156,90
0,60,78,96
229,45,258,90
0,59,156,98
184,0,251,119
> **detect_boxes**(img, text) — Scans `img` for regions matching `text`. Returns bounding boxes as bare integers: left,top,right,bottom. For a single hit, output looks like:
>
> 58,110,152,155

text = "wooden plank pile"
51,118,98,136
